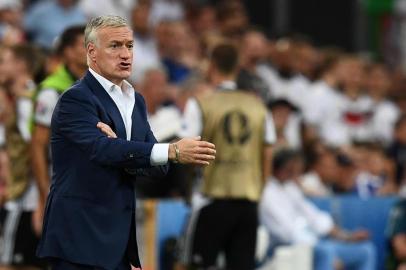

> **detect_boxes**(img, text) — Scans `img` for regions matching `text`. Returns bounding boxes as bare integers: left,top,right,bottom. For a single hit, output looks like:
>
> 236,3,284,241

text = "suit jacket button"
129,154,134,158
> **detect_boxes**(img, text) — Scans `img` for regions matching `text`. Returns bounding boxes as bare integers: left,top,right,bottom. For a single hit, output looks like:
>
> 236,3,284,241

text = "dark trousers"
190,199,258,270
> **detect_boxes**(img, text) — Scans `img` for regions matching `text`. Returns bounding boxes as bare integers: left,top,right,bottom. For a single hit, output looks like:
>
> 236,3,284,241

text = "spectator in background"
30,25,86,236
257,37,295,102
287,37,319,111
303,49,343,134
129,1,161,84
0,0,25,46
366,63,400,145
215,0,248,40
237,29,271,102
331,152,358,194
149,0,185,27
23,0,86,50
290,36,319,82
267,98,302,150
185,2,216,36
181,43,275,270
159,20,199,83
301,144,338,196
337,56,374,144
78,0,134,22
388,115,406,192
139,68,180,143
175,73,213,112
260,149,376,270
386,198,406,270
353,143,396,198
0,45,15,206
0,44,45,269
135,68,193,199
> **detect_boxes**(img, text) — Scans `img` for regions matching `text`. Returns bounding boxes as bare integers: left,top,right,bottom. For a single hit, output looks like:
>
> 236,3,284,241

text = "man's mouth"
119,62,131,69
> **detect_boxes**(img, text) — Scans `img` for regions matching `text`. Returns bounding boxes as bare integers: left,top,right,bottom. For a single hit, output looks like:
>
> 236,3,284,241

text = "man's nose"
119,47,131,59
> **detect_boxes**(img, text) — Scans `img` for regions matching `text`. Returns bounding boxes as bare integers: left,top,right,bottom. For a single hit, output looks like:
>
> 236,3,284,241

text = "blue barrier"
155,197,398,270
156,200,190,269
310,196,399,270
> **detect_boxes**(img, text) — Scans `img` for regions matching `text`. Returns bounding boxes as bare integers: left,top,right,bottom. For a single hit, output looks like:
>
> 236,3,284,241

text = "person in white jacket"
260,149,376,270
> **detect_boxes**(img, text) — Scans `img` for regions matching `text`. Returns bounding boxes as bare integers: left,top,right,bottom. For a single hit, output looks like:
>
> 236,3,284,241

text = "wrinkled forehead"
96,26,133,43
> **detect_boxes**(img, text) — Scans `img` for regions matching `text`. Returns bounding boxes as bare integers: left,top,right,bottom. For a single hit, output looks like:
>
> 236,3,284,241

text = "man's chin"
118,70,132,80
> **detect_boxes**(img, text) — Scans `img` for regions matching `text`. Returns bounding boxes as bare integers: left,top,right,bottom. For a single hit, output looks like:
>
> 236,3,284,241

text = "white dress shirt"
260,178,334,246
89,68,168,165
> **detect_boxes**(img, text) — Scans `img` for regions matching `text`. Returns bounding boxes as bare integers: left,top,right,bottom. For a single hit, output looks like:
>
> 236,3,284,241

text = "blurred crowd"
0,0,405,269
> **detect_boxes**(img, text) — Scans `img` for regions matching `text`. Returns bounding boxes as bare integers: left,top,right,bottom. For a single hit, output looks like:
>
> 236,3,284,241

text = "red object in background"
343,111,373,126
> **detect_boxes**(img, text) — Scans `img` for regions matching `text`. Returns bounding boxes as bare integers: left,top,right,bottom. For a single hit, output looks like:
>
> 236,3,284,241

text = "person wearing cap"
30,25,87,237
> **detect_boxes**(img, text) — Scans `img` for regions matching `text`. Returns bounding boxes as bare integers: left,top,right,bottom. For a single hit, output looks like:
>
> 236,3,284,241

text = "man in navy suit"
36,15,216,270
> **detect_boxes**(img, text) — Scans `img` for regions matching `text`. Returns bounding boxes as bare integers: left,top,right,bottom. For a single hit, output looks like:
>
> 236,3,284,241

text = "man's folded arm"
124,129,169,177
55,89,154,169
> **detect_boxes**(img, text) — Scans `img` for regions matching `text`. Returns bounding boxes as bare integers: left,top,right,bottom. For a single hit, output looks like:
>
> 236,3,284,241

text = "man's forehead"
98,26,133,41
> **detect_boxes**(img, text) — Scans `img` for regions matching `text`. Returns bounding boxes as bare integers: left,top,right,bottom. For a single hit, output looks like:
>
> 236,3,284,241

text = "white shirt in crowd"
79,0,134,22
129,35,161,84
148,105,182,142
256,64,311,112
300,172,332,197
149,0,185,26
89,68,168,165
260,178,334,246
370,99,400,145
34,87,59,128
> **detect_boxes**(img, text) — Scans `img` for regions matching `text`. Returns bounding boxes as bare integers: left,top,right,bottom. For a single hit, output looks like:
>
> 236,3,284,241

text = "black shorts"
185,199,258,270
0,207,46,268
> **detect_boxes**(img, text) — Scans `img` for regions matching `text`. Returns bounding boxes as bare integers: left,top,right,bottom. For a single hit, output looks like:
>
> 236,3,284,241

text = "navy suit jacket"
37,71,168,269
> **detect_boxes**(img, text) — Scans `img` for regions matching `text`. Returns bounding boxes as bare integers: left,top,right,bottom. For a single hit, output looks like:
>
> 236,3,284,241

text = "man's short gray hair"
84,15,129,47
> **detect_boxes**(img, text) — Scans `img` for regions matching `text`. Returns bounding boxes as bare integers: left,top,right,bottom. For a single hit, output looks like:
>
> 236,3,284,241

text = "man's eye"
127,44,133,49
111,44,118,48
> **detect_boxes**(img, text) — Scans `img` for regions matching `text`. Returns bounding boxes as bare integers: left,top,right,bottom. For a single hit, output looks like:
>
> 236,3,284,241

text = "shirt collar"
89,68,134,96
217,80,237,91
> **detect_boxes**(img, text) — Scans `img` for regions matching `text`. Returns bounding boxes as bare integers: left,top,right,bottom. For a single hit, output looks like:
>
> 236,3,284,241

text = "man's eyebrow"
109,40,134,43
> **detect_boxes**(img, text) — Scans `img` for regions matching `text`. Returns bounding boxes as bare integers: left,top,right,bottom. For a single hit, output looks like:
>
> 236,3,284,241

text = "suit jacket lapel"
83,71,127,139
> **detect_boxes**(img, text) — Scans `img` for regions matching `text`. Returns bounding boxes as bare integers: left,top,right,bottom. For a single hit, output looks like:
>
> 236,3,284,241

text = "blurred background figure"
0,43,46,270
23,0,86,50
30,25,86,237
386,198,406,270
260,149,376,270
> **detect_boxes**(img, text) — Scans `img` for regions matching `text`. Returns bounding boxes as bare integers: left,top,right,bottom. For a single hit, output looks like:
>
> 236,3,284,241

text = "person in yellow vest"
180,43,276,270
30,25,87,236
0,44,46,270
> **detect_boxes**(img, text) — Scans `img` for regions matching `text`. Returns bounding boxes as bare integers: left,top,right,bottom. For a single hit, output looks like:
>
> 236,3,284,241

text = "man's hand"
32,201,44,237
348,230,370,242
97,122,117,138
169,136,215,165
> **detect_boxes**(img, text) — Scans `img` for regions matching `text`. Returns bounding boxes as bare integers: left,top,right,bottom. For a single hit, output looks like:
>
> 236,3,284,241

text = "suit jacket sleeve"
124,92,169,177
53,87,155,169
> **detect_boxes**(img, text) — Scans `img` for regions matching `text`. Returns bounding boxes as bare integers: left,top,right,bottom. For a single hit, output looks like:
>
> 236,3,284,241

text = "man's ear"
87,42,96,62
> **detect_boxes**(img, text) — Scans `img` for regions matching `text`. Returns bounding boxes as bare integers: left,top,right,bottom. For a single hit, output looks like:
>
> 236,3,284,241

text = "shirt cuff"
150,143,169,165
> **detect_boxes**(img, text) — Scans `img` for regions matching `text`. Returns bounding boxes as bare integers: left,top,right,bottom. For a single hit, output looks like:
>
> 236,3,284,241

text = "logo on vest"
222,110,251,145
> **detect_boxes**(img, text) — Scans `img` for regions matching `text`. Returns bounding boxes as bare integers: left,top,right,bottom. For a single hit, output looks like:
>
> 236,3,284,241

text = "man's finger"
197,147,216,155
197,141,215,149
195,154,215,161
